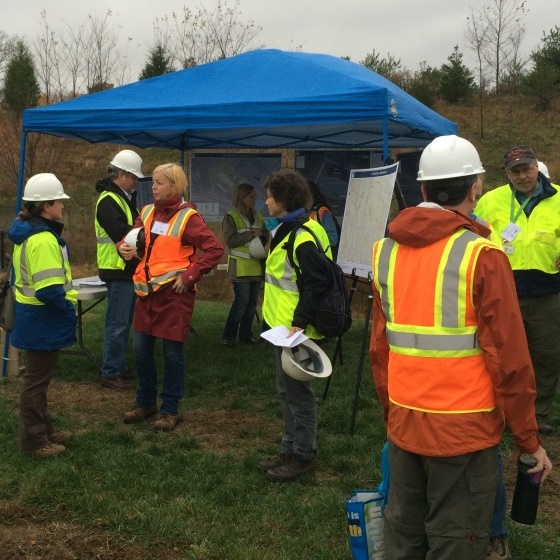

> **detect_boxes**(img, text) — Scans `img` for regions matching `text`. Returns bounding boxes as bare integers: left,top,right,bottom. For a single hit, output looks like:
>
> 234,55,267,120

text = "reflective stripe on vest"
373,229,497,413
226,209,265,277
133,204,197,297
95,191,133,270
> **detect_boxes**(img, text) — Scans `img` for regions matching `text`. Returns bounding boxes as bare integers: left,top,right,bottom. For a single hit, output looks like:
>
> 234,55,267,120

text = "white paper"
260,325,308,347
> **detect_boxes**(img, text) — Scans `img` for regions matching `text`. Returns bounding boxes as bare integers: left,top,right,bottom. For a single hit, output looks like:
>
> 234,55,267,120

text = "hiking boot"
487,535,512,560
258,453,294,473
48,431,72,444
266,455,315,482
100,375,132,390
123,405,158,424
223,339,235,347
536,415,553,435
33,443,65,458
154,413,182,432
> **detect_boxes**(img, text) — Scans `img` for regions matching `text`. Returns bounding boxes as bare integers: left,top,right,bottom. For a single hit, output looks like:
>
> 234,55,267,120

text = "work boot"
100,375,132,390
33,443,65,458
48,431,73,444
258,453,294,473
154,413,183,432
487,535,512,560
123,405,158,424
536,415,553,435
266,455,315,482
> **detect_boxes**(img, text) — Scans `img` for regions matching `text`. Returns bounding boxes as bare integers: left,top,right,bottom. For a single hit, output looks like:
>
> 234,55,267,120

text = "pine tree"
2,40,40,113
139,44,174,80
439,46,475,103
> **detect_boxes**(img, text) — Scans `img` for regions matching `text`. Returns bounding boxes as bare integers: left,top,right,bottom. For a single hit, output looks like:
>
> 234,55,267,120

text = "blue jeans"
223,280,261,342
275,347,317,460
490,449,508,537
133,331,185,415
101,280,135,378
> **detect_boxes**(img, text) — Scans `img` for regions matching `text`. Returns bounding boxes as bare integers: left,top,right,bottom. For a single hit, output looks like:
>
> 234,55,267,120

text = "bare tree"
154,0,261,69
33,11,60,104
0,30,17,88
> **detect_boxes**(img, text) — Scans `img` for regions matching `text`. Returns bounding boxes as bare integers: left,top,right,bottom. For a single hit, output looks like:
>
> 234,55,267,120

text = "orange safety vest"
309,206,331,222
372,229,498,414
133,204,198,297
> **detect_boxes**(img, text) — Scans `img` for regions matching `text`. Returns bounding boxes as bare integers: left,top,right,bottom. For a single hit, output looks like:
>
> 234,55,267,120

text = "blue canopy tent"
19,48,457,202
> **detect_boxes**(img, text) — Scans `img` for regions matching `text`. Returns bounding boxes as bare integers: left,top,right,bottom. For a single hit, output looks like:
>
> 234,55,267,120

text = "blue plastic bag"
346,490,385,560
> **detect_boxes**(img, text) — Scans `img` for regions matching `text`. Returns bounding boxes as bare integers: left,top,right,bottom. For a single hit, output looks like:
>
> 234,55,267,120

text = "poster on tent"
337,163,398,278
189,153,282,222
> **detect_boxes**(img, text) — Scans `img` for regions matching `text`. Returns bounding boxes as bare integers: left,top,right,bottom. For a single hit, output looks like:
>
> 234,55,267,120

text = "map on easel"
337,163,398,278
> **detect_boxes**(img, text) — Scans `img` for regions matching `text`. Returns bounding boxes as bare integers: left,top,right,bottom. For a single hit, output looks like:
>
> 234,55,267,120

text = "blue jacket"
8,217,77,351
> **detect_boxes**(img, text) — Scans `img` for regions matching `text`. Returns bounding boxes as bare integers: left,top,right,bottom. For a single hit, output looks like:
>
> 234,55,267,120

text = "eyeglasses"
507,164,536,177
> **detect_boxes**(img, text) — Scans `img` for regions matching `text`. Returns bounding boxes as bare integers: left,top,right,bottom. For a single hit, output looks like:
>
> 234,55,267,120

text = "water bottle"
510,454,541,525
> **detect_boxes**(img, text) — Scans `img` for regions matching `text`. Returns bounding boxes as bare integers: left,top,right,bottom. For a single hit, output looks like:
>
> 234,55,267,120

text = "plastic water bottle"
510,454,541,525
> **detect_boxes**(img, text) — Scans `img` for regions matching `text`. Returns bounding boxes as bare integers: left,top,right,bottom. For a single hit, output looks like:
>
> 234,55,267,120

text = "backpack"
284,224,352,338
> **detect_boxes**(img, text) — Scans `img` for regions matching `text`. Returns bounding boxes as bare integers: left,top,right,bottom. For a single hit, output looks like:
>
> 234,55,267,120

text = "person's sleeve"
291,240,329,329
369,287,390,423
320,210,339,247
475,246,541,453
180,213,224,288
222,213,253,249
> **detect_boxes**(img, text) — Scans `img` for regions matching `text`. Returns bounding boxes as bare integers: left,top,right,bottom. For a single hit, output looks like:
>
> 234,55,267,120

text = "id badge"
501,222,521,243
502,243,514,255
152,221,169,235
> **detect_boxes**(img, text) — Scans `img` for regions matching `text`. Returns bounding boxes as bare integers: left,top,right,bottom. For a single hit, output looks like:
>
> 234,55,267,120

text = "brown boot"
266,455,315,482
123,406,158,424
258,453,294,473
33,443,65,458
154,413,182,432
100,375,133,390
48,431,72,444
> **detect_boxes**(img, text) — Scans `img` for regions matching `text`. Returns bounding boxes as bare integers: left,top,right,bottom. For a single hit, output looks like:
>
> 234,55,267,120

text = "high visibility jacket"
133,204,198,297
475,183,560,273
226,209,265,277
372,229,497,414
13,231,77,306
263,219,330,339
95,191,133,271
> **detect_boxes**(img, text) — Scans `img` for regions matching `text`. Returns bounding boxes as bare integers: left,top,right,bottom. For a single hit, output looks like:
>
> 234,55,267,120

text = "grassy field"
0,294,559,559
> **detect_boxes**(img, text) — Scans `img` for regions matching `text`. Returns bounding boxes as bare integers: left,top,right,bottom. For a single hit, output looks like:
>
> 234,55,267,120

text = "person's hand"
118,243,136,261
287,326,303,338
172,274,187,294
514,445,553,483
556,254,560,270
251,226,261,237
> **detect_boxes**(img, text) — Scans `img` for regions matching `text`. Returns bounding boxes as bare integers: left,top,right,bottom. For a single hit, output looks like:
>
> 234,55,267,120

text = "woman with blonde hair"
119,163,223,431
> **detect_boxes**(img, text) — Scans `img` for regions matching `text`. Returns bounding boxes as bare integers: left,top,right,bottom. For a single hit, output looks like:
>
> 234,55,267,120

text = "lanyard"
510,191,532,224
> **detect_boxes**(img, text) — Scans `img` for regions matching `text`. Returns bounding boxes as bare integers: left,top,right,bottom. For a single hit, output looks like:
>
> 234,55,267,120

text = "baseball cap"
503,145,537,171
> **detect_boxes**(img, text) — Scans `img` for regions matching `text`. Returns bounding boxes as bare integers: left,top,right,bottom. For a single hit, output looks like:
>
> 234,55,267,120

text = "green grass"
1,298,559,559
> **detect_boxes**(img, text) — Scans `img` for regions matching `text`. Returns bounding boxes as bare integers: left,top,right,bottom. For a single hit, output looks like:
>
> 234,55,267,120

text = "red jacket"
128,195,223,342
370,203,540,456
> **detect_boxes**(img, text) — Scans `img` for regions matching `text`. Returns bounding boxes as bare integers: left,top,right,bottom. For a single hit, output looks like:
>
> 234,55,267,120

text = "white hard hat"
538,161,551,179
110,149,144,178
248,236,266,259
23,173,70,201
281,340,332,382
123,227,145,258
417,135,485,181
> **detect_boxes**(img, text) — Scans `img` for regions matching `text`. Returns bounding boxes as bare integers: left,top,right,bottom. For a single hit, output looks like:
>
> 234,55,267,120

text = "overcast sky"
2,0,556,81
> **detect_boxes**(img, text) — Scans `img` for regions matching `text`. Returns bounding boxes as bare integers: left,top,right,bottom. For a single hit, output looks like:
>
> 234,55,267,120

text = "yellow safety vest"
95,191,133,270
226,209,265,277
373,229,497,414
263,219,331,339
475,183,560,273
13,231,77,306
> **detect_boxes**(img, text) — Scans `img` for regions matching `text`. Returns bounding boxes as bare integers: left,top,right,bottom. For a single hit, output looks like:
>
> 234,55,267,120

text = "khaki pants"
19,350,59,453
519,293,560,418
384,441,497,560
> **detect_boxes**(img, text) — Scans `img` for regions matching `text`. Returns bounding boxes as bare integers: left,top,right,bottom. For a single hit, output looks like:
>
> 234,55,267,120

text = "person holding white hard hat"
8,173,78,458
371,135,552,559
222,183,269,347
95,149,144,390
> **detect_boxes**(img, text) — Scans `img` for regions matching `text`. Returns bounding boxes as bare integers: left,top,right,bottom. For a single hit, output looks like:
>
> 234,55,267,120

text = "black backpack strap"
283,224,325,278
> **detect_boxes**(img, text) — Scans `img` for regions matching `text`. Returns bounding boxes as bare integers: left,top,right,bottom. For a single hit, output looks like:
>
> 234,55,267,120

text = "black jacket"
95,178,140,282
